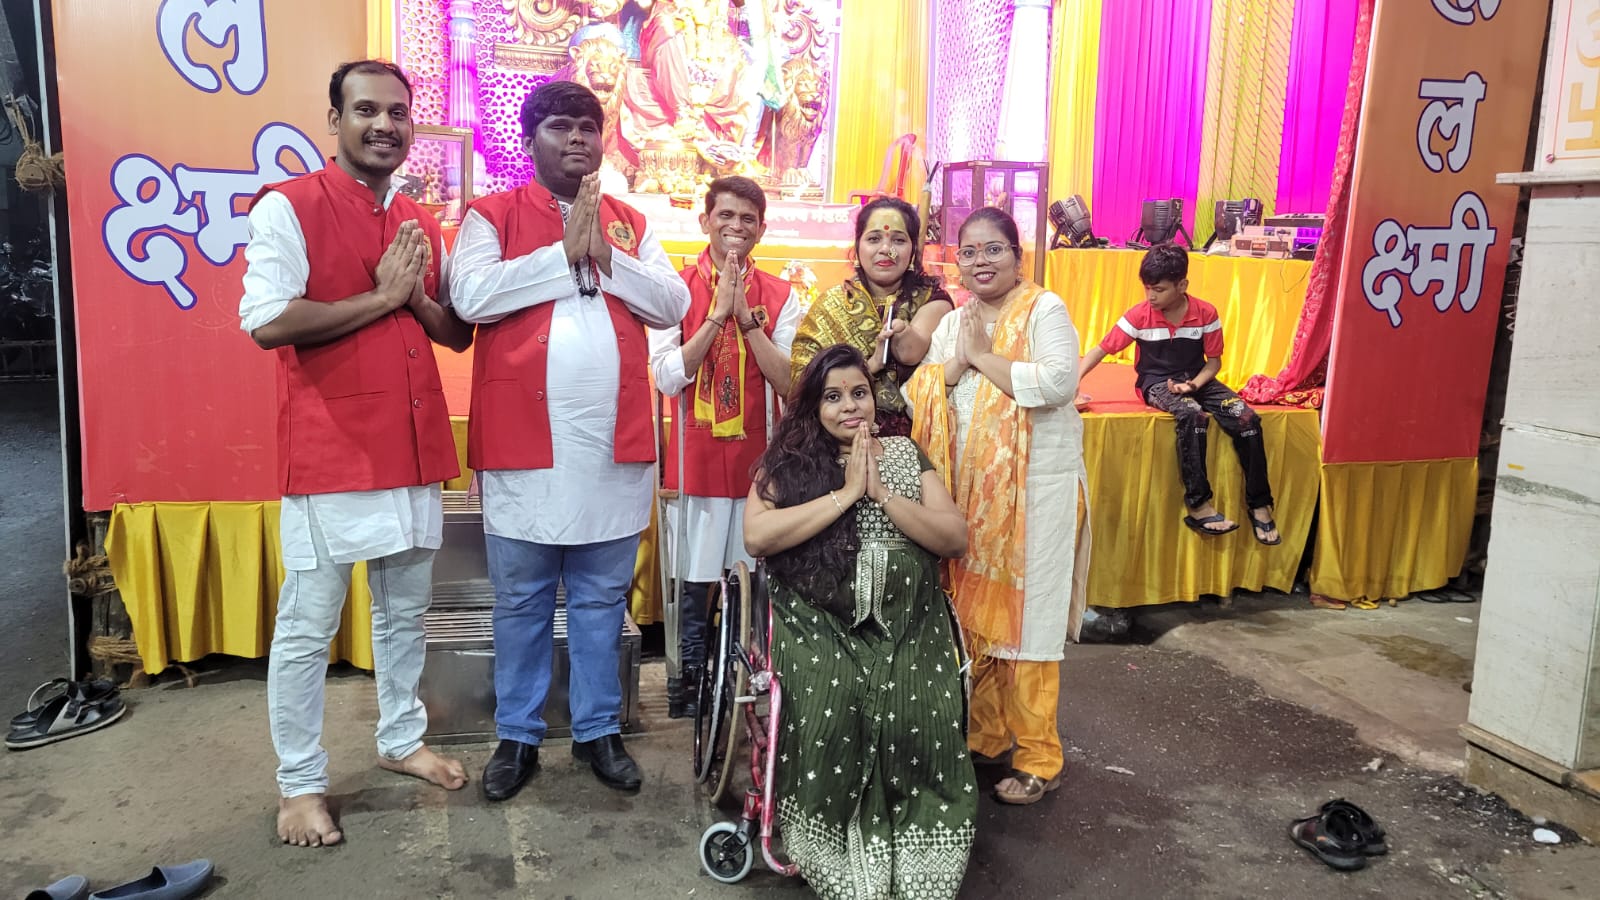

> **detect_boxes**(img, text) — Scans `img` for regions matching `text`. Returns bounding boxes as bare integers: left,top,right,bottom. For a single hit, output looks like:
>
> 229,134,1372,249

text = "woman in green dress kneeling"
744,344,976,900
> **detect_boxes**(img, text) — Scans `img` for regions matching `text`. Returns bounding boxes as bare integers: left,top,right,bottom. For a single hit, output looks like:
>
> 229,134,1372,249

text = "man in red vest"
450,80,690,800
240,60,474,848
647,175,801,718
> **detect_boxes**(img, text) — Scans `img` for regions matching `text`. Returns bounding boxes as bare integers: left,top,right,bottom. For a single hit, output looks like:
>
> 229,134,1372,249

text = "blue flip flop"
1183,513,1238,536
87,860,213,900
26,875,89,900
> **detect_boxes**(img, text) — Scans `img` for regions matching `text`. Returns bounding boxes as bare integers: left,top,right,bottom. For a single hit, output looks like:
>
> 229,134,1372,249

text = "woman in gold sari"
905,207,1091,806
789,197,953,436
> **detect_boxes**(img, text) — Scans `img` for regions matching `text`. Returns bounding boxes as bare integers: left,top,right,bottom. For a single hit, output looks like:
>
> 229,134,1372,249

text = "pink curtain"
1275,1,1359,214
1091,1,1213,245
1241,0,1374,406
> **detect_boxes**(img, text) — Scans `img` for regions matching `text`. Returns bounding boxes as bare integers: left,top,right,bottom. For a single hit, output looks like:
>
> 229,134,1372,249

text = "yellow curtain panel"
366,0,395,60
830,0,930,203
1083,407,1321,608
1046,0,1101,209
1045,248,1310,390
1194,0,1294,243
1311,459,1478,602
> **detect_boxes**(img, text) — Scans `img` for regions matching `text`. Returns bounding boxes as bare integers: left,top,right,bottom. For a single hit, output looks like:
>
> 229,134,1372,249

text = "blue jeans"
486,533,640,745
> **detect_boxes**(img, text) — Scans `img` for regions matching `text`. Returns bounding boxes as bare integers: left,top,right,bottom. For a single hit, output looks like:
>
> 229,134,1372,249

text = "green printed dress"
770,436,977,900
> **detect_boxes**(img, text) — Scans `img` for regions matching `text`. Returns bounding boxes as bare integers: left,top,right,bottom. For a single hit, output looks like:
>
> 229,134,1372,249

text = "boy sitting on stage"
1079,243,1280,544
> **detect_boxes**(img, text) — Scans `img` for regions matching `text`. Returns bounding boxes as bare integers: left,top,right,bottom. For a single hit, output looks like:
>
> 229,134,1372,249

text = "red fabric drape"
1240,0,1375,408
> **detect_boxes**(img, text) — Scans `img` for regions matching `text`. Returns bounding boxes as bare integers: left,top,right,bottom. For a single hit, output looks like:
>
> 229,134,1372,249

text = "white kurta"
647,286,804,582
920,290,1091,660
449,203,691,546
239,188,445,570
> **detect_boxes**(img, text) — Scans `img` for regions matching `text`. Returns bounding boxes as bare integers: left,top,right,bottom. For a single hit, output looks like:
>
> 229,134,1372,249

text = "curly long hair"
752,344,867,611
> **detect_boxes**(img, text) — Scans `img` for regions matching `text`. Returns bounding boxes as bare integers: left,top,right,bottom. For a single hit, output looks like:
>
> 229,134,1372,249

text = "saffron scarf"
692,250,751,438
907,281,1045,653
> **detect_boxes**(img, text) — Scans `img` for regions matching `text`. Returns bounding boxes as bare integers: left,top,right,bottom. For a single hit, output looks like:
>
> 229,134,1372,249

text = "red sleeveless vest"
466,181,655,471
663,256,792,498
253,164,459,496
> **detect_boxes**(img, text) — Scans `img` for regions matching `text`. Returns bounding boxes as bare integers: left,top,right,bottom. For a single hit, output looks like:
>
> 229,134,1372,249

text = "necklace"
574,259,599,299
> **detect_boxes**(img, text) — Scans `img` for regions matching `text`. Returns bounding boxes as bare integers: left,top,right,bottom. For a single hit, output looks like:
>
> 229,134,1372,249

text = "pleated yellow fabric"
1194,0,1294,241
1046,0,1102,208
365,0,395,59
830,0,929,203
105,501,377,674
1045,248,1310,390
1311,459,1477,602
1081,407,1321,608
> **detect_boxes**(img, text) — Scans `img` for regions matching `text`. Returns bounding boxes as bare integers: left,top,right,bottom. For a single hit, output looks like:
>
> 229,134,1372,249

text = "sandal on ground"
994,769,1062,805
1320,798,1387,855
1289,807,1368,871
9,678,117,730
1250,515,1282,546
1183,514,1239,537
6,680,126,751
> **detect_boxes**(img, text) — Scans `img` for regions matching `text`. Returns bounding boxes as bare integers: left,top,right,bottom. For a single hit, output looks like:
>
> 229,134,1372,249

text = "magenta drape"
1275,0,1360,214
1091,1,1213,246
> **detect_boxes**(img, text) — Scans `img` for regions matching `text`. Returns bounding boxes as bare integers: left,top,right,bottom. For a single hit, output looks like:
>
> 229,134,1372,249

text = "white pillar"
995,0,1051,162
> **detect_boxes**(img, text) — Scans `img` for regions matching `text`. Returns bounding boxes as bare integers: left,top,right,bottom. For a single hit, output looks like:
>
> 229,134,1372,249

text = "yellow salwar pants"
968,657,1063,780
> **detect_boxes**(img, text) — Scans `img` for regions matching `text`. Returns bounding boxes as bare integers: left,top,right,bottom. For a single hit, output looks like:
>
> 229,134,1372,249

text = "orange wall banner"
54,0,366,508
1320,0,1547,464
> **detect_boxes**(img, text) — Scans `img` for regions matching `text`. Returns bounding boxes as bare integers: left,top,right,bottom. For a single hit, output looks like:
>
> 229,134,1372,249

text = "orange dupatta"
907,281,1045,654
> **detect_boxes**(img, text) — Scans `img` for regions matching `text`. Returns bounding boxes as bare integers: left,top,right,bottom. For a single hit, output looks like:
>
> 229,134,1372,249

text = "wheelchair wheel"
699,821,754,884
693,580,736,784
707,565,754,804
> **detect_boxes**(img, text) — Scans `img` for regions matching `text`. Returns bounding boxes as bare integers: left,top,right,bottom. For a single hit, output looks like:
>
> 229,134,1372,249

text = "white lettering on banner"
103,124,323,309
1362,192,1498,328
157,0,268,94
1417,73,1487,173
1430,0,1499,25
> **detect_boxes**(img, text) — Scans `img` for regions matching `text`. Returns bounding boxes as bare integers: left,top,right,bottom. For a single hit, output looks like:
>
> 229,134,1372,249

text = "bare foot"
1186,503,1236,533
378,745,469,790
277,794,343,848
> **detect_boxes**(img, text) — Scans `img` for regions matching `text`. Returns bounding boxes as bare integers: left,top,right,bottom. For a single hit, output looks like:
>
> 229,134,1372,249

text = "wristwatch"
738,307,769,333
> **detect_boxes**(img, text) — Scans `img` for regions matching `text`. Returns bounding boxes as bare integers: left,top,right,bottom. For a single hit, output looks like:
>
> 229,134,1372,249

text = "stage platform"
1075,363,1320,609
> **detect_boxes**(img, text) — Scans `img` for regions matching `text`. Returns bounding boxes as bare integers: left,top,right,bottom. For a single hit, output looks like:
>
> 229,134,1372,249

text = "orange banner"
1321,0,1547,463
54,0,366,508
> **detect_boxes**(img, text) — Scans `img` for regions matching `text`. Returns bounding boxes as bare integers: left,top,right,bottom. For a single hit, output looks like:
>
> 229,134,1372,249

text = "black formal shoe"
572,734,643,791
482,739,539,802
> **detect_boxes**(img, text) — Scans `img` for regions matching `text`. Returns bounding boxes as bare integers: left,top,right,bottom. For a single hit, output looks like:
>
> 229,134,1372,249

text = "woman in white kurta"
907,206,1090,806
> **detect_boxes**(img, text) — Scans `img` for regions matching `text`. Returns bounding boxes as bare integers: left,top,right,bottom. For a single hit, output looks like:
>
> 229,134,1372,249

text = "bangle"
874,492,894,509
706,316,728,330
828,491,845,514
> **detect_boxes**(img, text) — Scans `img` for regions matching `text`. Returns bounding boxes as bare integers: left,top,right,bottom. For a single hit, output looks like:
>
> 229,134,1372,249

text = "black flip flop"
1321,798,1387,855
1251,516,1282,546
1183,514,1239,536
1290,807,1368,871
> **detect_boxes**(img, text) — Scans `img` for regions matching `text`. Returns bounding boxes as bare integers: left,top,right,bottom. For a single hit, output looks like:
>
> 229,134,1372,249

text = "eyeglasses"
955,243,1014,265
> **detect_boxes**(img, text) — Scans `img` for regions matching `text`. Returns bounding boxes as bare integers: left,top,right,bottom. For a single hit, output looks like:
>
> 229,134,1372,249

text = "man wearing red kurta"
450,80,690,801
240,61,474,849
646,175,801,717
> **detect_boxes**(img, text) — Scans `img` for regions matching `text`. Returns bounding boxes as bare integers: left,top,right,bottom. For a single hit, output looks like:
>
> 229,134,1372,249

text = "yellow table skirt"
1045,248,1311,391
1082,406,1322,609
1310,459,1476,602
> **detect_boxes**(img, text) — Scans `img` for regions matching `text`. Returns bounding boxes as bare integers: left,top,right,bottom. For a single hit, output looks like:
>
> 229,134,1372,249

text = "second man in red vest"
451,80,691,800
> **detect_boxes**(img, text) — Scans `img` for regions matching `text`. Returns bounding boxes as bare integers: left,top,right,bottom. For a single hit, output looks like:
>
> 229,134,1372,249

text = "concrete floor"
0,381,70,715
4,596,1598,899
